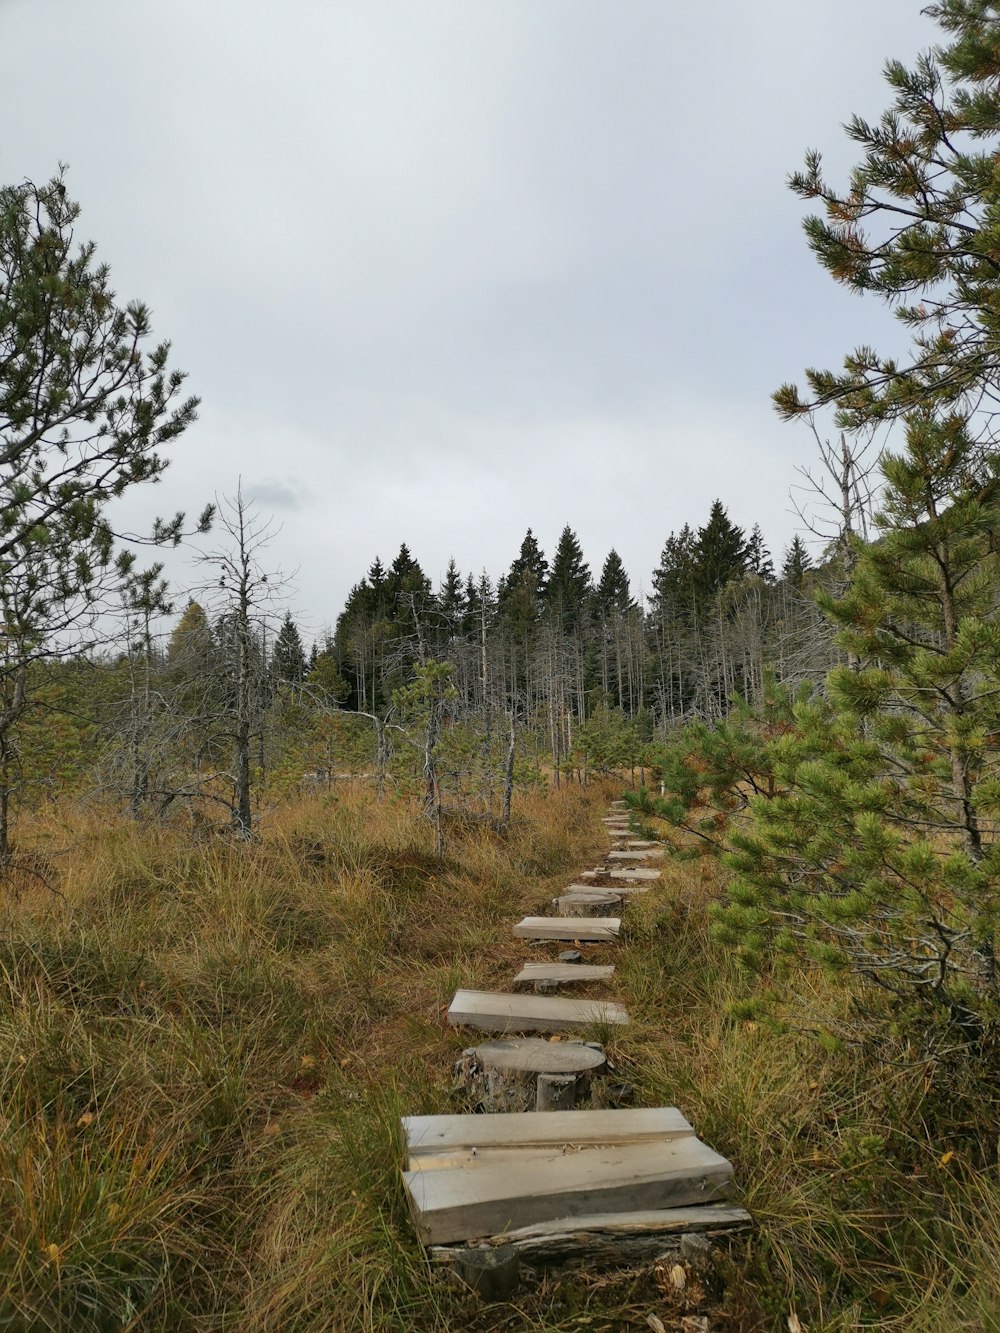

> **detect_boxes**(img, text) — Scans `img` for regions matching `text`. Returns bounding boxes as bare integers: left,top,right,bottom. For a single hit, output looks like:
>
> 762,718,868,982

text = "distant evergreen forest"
324,503,826,747
9,497,835,827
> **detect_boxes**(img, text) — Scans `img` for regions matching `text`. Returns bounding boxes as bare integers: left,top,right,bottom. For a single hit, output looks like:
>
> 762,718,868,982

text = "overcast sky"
3,0,934,639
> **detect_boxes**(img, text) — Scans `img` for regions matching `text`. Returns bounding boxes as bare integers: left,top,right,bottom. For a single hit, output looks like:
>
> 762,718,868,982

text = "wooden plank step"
609,867,661,882
610,801,627,809
429,1206,753,1266
608,849,664,861
512,961,615,987
447,989,628,1034
626,840,662,849
403,1135,734,1244
567,880,651,896
513,915,620,942
405,1107,694,1158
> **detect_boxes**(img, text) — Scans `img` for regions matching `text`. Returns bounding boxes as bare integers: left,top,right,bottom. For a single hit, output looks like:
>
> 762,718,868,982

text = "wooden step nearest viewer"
403,1111,735,1244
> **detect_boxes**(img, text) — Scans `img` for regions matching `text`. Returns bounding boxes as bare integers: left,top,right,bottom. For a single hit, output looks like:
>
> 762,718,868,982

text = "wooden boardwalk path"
399,794,749,1288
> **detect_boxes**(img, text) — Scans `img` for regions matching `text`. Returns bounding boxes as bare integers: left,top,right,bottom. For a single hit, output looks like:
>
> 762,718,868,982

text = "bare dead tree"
194,488,287,839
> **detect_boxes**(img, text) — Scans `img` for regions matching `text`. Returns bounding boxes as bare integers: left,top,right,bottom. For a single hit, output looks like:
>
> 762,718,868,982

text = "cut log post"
453,1038,606,1113
535,1072,579,1111
451,1244,521,1299
555,890,622,917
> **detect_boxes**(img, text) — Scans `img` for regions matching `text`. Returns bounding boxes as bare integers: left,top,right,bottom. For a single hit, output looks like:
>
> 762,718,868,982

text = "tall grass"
0,784,618,1330
2,784,998,1329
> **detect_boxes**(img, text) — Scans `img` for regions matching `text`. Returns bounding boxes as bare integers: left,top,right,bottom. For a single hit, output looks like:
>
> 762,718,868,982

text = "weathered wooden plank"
404,1137,734,1244
429,1206,753,1266
608,868,661,882
404,1107,695,1157
513,915,620,942
447,989,628,1034
569,882,650,897
625,841,662,849
512,962,616,986
607,849,665,861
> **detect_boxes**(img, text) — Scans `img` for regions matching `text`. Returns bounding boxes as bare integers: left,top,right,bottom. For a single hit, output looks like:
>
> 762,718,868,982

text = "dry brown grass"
1,785,998,1330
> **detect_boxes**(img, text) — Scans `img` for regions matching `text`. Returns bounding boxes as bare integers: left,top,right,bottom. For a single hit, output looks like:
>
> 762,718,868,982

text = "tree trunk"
501,710,516,830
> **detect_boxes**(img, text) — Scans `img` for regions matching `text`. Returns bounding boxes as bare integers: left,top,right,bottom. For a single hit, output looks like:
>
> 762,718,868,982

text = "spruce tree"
692,501,748,600
499,529,548,643
168,600,216,678
272,611,307,684
439,558,464,622
545,525,592,631
745,524,775,581
781,535,812,588
650,526,698,621
596,549,633,613
386,544,431,603
506,528,548,593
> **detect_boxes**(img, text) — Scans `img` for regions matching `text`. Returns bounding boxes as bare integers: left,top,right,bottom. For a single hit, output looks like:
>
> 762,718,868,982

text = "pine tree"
720,411,1000,1056
0,170,206,858
774,3,1000,441
272,611,307,684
